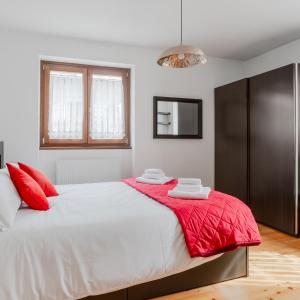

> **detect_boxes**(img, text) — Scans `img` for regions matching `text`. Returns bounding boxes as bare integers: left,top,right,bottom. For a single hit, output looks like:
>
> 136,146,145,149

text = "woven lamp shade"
157,44,207,68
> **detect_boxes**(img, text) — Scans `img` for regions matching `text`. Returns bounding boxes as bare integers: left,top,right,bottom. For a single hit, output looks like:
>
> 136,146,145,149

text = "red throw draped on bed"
124,178,261,257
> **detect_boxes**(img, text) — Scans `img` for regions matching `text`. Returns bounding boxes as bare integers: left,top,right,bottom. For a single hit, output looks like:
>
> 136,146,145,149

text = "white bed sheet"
0,182,221,300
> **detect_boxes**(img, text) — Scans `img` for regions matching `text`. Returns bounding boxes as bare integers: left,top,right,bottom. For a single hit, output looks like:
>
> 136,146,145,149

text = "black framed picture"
153,96,203,139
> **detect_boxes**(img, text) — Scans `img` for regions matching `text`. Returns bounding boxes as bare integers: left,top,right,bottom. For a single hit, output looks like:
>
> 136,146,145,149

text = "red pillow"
6,163,49,211
18,162,58,197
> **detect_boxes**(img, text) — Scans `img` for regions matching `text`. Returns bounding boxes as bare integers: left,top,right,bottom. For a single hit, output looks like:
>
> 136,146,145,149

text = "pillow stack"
0,162,58,231
17,163,58,198
0,168,22,231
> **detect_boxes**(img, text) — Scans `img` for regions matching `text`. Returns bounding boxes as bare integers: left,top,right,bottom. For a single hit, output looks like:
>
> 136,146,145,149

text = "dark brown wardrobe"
215,64,299,236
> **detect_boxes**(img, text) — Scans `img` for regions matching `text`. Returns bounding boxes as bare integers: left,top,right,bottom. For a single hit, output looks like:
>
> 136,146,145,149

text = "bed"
0,181,248,300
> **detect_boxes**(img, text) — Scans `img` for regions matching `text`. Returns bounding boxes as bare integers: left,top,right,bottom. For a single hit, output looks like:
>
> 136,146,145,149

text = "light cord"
180,0,183,44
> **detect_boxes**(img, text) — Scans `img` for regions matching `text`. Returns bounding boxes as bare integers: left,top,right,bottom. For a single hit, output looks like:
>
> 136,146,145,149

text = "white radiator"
56,158,122,184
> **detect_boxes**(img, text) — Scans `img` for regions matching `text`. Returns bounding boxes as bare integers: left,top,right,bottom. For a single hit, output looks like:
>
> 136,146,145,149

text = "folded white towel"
178,178,202,185
142,173,165,180
168,187,211,199
136,176,173,185
175,184,203,192
144,169,164,175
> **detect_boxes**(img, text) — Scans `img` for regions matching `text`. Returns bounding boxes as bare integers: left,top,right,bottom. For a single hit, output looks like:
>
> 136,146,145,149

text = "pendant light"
157,0,207,68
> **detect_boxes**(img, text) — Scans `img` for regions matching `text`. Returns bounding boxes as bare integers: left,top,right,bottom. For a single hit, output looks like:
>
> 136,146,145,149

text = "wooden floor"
154,224,300,300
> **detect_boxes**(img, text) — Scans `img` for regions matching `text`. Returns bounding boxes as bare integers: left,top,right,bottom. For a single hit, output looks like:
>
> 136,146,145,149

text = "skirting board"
82,247,248,300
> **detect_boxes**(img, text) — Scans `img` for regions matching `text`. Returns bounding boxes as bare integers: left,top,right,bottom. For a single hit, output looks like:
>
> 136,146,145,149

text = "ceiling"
1,0,300,60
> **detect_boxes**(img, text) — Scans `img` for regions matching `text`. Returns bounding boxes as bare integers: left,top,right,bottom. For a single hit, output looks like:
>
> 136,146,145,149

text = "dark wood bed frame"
0,142,248,300
83,247,248,300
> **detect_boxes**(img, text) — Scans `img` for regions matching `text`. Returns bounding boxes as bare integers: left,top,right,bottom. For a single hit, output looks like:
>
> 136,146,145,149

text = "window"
40,61,130,149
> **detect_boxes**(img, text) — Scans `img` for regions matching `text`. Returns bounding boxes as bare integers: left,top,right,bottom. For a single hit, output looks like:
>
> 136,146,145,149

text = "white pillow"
0,169,22,231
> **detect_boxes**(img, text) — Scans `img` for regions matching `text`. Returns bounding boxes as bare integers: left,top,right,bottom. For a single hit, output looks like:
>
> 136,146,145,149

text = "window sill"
40,145,132,150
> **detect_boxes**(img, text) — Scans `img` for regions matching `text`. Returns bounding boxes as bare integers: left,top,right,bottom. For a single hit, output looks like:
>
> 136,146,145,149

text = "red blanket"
124,178,261,257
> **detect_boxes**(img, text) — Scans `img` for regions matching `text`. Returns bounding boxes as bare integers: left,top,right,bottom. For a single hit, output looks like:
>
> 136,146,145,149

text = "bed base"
82,247,248,300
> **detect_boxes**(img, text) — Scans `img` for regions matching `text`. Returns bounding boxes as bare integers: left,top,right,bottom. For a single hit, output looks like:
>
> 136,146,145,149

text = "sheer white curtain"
89,74,125,139
48,71,84,139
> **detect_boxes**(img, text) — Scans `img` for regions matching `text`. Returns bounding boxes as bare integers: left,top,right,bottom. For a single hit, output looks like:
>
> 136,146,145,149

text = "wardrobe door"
250,64,296,235
215,79,248,203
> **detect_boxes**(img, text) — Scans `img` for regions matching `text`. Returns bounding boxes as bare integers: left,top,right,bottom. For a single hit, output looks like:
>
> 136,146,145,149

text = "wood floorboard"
154,224,300,300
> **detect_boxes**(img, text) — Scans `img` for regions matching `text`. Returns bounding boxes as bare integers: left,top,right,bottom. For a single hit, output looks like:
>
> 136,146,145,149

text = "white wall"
0,28,244,186
244,38,300,77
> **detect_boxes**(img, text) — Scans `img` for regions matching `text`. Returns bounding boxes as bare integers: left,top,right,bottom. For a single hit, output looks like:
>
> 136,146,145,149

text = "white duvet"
0,182,221,300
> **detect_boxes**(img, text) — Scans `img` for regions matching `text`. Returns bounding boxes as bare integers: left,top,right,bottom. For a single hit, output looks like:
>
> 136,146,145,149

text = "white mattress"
0,182,221,300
